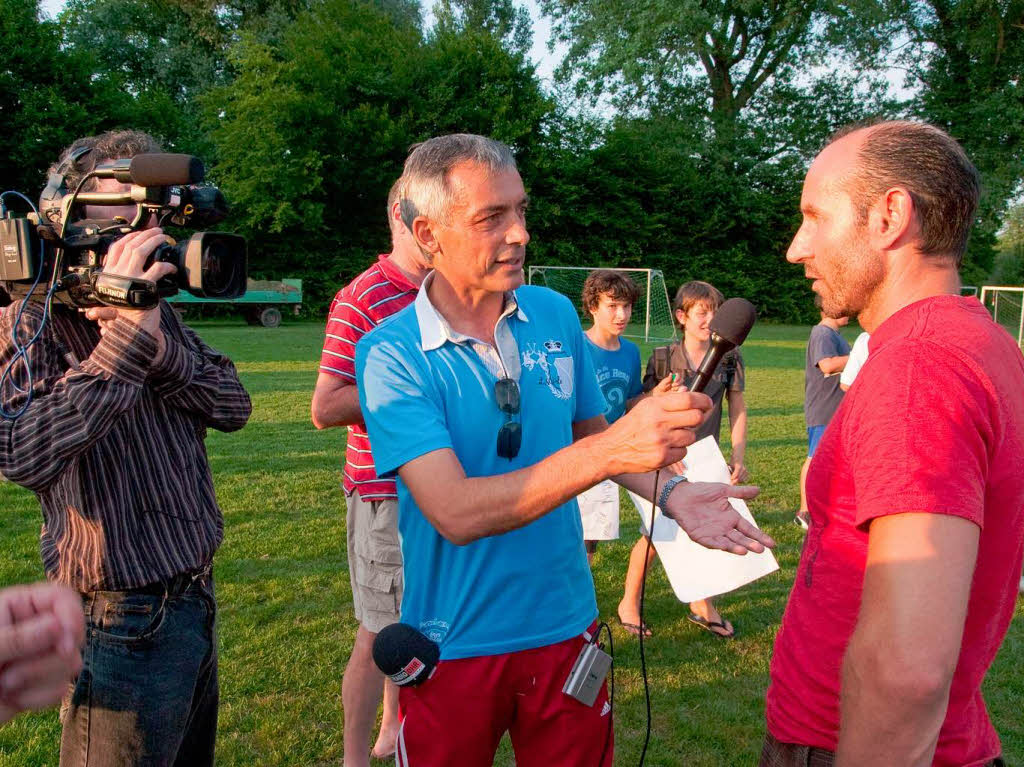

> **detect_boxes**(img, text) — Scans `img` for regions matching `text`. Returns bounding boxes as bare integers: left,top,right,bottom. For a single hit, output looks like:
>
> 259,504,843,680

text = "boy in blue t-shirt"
577,271,644,562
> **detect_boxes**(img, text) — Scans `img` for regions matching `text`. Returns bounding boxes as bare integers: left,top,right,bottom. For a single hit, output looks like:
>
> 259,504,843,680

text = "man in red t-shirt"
764,120,1024,767
311,180,431,766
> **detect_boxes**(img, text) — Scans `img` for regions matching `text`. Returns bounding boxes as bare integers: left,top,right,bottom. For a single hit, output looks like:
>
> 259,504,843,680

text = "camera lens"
202,238,237,297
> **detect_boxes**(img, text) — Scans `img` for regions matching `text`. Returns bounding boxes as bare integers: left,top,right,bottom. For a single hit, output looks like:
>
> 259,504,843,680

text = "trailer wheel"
259,306,282,328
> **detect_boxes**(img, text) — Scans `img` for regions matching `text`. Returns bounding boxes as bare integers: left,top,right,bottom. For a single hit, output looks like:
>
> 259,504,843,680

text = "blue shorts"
807,425,826,457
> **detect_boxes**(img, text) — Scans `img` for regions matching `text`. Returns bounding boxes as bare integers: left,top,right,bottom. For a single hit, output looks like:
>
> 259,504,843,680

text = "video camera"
0,152,246,309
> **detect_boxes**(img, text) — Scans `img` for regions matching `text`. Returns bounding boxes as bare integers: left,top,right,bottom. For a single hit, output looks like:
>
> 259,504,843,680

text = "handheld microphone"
689,297,757,393
93,154,206,187
372,623,440,687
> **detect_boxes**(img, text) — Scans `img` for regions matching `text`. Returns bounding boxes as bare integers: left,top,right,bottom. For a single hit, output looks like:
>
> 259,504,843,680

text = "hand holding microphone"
598,390,712,476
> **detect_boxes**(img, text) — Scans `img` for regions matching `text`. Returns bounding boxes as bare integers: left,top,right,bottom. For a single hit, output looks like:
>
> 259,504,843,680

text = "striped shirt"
319,254,417,500
0,300,251,592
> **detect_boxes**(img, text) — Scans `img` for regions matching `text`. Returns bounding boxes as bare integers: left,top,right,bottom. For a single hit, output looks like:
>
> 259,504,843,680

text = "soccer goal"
961,285,979,297
980,285,1024,348
528,265,677,342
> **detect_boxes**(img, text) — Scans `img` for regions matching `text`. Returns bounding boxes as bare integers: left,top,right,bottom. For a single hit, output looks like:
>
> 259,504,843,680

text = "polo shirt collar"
376,252,419,293
415,271,529,351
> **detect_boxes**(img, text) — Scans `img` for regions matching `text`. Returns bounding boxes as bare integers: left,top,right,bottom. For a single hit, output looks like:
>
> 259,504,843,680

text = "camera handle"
91,271,163,308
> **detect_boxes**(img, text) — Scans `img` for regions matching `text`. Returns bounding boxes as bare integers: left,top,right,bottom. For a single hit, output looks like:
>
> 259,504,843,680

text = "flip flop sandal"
688,613,736,639
616,616,653,637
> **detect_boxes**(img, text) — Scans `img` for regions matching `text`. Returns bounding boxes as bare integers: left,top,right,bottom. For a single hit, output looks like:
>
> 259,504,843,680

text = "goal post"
527,265,677,343
980,285,1024,348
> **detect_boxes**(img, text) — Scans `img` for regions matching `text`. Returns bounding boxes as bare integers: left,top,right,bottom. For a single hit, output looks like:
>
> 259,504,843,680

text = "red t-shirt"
767,295,1024,766
319,254,417,500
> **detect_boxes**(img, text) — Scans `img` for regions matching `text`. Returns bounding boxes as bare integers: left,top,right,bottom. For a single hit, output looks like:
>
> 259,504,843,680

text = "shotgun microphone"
93,154,206,187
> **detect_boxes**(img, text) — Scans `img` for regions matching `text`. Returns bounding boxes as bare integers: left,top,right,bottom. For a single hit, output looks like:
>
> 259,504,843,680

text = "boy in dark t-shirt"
618,280,748,639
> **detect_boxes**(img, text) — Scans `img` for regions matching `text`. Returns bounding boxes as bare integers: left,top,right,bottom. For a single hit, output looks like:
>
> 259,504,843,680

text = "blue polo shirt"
356,281,606,660
585,336,643,424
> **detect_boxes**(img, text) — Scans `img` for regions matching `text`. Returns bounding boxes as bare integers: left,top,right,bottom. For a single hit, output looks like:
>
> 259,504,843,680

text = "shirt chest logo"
522,340,574,400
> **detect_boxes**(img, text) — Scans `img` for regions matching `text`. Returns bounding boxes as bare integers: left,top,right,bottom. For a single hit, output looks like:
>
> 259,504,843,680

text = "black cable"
0,169,98,420
0,192,53,420
637,469,661,766
596,620,614,767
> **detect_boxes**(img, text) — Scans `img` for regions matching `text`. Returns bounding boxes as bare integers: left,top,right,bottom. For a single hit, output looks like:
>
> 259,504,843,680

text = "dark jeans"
59,576,218,767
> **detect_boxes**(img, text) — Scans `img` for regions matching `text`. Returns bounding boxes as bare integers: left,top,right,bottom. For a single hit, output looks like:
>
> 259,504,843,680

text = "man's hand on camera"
87,228,177,362
598,391,711,475
662,480,774,555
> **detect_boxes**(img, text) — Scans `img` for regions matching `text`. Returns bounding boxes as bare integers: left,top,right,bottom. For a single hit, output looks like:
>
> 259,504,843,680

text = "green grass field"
1,320,1021,766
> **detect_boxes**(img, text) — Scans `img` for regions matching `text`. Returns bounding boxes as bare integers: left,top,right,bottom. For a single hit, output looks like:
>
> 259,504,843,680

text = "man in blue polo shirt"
356,134,774,767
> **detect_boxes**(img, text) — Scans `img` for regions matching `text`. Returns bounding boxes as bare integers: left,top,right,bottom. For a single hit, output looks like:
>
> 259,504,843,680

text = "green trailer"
166,278,302,327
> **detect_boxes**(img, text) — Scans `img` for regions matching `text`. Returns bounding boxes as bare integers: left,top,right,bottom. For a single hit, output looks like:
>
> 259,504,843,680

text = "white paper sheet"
627,436,779,603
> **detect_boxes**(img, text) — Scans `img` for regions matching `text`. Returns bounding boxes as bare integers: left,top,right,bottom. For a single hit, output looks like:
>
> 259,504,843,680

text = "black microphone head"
372,623,440,687
709,297,757,348
128,154,205,186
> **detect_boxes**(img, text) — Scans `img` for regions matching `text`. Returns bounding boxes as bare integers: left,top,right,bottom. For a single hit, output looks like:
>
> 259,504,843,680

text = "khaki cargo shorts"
346,490,404,633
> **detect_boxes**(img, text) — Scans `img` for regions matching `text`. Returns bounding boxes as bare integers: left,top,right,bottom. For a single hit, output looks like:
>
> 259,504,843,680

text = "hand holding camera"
85,228,178,355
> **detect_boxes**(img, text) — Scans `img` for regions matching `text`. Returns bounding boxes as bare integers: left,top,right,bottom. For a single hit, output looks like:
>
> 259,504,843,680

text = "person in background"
311,179,432,765
617,280,748,639
576,270,644,564
796,303,849,529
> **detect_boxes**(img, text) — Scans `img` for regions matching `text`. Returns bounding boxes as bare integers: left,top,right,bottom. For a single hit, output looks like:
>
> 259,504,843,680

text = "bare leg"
617,537,657,635
370,679,400,759
799,457,811,513
342,625,383,767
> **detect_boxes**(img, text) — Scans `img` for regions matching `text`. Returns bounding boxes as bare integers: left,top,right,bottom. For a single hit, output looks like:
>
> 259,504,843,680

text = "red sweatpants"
395,628,613,767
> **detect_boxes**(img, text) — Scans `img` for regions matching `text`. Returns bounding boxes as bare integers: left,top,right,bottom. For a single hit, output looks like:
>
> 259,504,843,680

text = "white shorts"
578,479,620,541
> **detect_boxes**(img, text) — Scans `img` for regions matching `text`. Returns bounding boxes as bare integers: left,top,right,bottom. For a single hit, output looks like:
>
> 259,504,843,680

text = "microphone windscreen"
710,297,757,347
129,154,205,186
372,623,440,686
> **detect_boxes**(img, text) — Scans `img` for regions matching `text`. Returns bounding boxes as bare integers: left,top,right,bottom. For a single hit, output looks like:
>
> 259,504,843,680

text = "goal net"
527,266,677,343
980,286,1024,348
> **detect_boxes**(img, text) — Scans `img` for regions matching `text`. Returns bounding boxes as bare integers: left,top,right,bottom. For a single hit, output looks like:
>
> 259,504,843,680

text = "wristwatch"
657,473,688,511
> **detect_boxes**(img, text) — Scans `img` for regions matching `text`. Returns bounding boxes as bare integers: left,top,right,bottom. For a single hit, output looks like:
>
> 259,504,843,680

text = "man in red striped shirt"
312,180,431,765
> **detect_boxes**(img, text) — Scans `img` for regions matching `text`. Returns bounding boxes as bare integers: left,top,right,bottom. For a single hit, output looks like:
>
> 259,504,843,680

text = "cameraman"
0,130,251,766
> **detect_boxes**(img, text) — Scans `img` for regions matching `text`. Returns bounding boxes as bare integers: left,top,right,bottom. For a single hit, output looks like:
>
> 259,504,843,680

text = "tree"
526,116,816,321
993,202,1024,284
206,0,554,306
900,0,1024,283
0,0,129,195
540,0,894,163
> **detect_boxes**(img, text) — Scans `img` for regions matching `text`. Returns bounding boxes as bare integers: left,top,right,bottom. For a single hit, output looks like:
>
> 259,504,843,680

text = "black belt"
128,563,212,597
